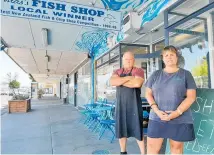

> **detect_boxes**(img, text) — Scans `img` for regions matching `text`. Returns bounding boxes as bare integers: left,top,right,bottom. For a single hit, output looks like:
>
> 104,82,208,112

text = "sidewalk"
1,99,142,154
1,95,11,116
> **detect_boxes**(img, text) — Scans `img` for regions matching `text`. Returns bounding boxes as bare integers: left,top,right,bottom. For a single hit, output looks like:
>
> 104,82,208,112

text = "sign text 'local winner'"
1,0,121,30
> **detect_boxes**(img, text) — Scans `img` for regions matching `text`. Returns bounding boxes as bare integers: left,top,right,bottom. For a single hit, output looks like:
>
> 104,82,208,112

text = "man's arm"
110,74,132,86
123,76,144,88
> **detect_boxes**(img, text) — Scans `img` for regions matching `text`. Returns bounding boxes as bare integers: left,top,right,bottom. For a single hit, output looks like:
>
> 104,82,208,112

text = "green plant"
38,89,44,95
2,73,29,100
38,89,44,98
13,94,29,100
192,57,208,77
9,80,20,89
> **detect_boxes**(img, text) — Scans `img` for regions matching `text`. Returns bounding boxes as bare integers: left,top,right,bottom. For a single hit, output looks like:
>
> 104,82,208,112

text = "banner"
0,0,122,31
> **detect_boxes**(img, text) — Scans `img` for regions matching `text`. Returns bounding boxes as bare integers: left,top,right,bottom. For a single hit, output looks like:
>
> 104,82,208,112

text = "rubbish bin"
63,98,67,104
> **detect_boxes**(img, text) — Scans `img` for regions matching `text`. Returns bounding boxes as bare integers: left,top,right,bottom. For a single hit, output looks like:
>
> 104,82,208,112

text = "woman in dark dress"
145,46,197,154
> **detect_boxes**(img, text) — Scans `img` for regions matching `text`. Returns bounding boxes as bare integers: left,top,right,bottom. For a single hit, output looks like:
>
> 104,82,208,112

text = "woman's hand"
155,110,169,121
165,110,180,121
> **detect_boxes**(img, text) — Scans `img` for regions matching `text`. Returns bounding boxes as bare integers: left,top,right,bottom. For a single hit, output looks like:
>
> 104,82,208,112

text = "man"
110,51,145,154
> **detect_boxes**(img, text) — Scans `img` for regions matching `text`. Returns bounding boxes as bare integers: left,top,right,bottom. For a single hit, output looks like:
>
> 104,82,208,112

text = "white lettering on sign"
185,141,193,151
185,138,214,154
206,145,213,153
202,144,207,152
192,138,200,152
180,90,214,154
203,99,213,114
209,119,214,140
211,147,214,154
196,119,214,139
197,120,207,137
193,97,214,115
193,97,202,113
0,0,122,31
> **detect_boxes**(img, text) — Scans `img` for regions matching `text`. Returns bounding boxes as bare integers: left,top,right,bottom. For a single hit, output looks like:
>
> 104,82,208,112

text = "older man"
110,51,145,154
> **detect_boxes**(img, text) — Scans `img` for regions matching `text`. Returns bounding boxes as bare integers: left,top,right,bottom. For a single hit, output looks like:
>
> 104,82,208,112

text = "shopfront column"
91,56,95,104
207,11,214,87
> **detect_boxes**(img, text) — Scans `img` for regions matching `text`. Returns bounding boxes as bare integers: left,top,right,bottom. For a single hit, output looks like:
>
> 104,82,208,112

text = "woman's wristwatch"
177,108,183,115
150,103,157,108
150,103,159,113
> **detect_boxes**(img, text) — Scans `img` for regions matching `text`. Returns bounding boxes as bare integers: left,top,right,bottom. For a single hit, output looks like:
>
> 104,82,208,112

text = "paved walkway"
1,95,11,115
1,98,145,154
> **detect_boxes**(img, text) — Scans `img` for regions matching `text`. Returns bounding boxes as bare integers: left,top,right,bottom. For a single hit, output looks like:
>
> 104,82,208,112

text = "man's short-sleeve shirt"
113,67,144,79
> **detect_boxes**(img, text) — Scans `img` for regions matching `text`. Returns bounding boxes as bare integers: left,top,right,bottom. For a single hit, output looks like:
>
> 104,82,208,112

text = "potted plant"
38,89,44,99
3,73,31,113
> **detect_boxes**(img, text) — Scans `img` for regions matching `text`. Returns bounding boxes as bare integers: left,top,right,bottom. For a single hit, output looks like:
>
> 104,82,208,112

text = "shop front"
92,0,214,153
63,0,214,153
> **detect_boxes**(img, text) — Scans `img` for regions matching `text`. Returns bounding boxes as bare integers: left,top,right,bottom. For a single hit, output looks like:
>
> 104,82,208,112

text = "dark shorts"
147,120,195,142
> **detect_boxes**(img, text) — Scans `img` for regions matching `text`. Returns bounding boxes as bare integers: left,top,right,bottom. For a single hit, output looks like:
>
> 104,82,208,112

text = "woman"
145,46,197,154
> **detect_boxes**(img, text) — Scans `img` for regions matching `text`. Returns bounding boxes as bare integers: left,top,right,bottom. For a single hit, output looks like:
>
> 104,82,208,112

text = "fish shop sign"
0,0,122,31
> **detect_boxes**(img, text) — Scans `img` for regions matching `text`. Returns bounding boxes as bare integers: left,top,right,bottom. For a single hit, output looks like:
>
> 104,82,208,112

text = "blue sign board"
1,0,122,31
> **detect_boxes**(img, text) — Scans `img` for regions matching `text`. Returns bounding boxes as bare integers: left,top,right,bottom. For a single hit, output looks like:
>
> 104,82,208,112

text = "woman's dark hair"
162,45,179,57
161,45,180,67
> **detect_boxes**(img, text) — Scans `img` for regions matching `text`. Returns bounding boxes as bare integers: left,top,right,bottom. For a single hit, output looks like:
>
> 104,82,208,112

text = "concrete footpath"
1,98,142,154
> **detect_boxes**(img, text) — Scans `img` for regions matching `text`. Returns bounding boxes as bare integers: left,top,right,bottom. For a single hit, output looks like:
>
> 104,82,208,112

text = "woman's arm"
145,87,168,120
167,89,196,120
145,88,158,112
177,89,196,112
167,71,197,120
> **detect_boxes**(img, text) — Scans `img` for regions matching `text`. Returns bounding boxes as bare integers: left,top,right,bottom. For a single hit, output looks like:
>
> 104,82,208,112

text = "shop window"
102,53,109,63
169,17,210,88
121,44,149,55
110,46,119,59
97,58,102,66
68,75,74,104
76,61,91,107
168,0,210,26
153,40,165,52
96,56,119,101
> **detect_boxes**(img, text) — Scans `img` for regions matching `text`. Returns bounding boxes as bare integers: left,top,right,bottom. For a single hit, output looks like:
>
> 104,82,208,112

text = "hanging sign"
1,0,122,31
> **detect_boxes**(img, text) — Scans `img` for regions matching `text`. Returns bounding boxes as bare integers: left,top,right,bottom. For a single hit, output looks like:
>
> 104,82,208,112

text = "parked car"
1,92,7,95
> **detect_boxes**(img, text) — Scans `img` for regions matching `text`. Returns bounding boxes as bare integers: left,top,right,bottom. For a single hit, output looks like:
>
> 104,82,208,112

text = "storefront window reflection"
96,57,120,101
170,18,210,88
76,61,91,107
179,42,209,88
153,40,165,52
68,75,74,104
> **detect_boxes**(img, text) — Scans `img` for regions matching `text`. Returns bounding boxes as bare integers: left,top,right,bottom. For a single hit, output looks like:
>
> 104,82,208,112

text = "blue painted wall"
75,0,172,102
75,0,171,58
